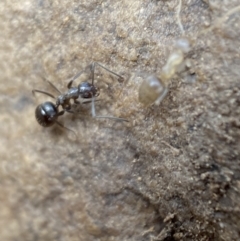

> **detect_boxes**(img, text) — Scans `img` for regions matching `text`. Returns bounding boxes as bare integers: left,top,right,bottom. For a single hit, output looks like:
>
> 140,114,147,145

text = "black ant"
32,62,127,134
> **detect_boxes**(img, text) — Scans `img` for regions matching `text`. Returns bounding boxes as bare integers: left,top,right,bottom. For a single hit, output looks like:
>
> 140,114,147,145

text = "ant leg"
81,99,100,104
155,88,168,105
90,62,125,85
65,109,76,114
55,110,77,138
67,62,124,88
74,98,101,105
91,62,124,84
90,62,125,99
57,110,65,116
55,120,77,139
91,96,128,122
32,89,56,99
74,99,80,104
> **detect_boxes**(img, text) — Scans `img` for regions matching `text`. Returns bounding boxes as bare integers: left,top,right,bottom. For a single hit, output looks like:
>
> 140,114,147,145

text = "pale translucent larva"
138,75,168,106
160,49,184,80
160,38,190,80
138,38,190,107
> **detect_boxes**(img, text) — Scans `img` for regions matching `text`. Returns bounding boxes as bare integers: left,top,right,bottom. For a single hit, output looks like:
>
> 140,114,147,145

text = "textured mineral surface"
0,0,240,240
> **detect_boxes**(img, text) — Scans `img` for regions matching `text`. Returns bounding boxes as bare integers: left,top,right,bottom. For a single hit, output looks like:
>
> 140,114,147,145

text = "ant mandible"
32,62,127,132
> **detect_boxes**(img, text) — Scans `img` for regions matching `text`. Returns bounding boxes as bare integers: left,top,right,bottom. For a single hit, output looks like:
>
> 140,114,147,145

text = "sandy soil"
0,0,240,240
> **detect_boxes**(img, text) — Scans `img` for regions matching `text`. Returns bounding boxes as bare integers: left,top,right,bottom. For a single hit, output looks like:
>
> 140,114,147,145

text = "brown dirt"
0,0,240,240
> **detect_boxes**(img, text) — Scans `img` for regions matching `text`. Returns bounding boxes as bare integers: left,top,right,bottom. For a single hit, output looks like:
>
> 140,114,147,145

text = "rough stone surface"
0,0,240,240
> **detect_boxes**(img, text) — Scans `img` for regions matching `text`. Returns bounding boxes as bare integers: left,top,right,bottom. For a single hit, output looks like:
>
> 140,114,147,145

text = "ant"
32,62,128,133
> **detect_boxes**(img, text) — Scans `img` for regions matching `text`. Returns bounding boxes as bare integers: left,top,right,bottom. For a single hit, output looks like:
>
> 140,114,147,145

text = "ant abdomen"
138,75,168,106
35,101,58,127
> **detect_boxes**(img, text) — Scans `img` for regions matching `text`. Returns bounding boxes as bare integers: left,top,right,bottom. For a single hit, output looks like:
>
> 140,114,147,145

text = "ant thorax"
56,87,79,107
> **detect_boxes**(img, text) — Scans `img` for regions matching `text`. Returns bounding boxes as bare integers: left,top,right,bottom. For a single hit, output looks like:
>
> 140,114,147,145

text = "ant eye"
35,102,58,127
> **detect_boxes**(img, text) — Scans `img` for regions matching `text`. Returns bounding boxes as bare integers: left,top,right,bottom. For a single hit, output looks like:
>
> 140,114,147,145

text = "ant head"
35,101,59,127
78,82,99,98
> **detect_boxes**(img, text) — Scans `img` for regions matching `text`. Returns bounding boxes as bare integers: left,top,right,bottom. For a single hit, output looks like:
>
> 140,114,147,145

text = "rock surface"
0,0,240,240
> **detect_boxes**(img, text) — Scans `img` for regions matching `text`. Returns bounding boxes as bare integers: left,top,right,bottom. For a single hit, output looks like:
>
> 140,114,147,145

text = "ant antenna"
32,89,56,99
67,62,124,89
39,74,62,94
55,120,77,139
90,62,124,84
67,69,86,89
